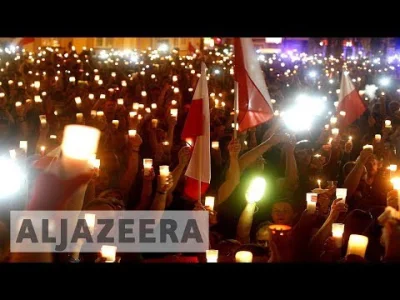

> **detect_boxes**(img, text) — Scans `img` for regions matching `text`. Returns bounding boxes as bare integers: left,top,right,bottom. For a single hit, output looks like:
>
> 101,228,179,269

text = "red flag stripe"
181,98,204,139
337,89,366,127
184,176,210,201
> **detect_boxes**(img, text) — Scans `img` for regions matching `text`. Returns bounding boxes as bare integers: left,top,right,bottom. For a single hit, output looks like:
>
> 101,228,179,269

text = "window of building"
95,38,114,48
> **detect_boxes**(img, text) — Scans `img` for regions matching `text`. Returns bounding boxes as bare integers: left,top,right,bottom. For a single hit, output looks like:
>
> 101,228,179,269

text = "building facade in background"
7,37,201,54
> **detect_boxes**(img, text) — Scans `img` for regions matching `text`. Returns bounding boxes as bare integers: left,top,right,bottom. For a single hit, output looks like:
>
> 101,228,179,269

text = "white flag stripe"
240,38,273,110
185,62,211,183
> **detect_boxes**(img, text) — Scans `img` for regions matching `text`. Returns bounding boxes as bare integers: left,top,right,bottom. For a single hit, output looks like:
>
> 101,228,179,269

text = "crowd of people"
0,40,400,263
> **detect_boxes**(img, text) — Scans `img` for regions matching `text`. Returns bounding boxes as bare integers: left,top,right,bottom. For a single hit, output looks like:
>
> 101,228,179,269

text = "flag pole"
198,136,202,204
234,81,238,139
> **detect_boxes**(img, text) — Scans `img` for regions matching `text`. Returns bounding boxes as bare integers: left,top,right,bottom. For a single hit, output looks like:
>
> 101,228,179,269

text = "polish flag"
11,37,35,47
234,38,274,132
181,62,210,201
337,71,366,127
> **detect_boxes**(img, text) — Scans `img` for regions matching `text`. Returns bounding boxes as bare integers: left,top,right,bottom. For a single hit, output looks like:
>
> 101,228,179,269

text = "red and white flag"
234,38,274,132
181,62,211,201
11,38,35,47
337,71,366,127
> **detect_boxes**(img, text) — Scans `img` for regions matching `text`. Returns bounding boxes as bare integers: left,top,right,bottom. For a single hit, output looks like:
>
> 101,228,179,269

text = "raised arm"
236,203,257,244
135,168,155,210
239,132,286,172
150,174,174,211
217,139,241,206
344,148,373,198
309,199,348,260
119,134,142,200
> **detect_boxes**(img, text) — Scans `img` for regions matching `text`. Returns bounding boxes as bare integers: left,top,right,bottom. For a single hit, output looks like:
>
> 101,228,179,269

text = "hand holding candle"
235,251,253,263
100,245,117,263
332,223,345,248
206,249,218,263
205,196,215,211
306,193,317,213
159,165,170,186
346,234,368,259
143,159,153,176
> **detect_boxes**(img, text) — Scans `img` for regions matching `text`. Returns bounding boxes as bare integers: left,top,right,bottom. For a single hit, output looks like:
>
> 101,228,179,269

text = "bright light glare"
365,84,378,100
282,95,326,132
158,44,169,52
245,177,267,203
309,71,317,78
0,158,25,199
379,77,390,87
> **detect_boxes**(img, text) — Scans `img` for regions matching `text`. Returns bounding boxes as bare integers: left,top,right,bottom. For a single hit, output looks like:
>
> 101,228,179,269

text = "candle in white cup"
50,135,57,140
162,141,169,146
336,188,347,203
15,101,22,108
172,75,178,82
170,108,178,118
9,149,16,160
346,234,368,259
205,196,215,210
34,81,40,89
159,165,170,185
330,117,337,125
61,125,100,161
389,165,397,172
306,193,317,213
69,76,76,83
133,102,139,110
100,94,106,99
339,111,346,116
139,104,145,109
145,107,151,114
332,223,345,248
137,114,143,121
129,111,137,118
324,124,330,130
211,141,219,150
173,87,179,94
90,110,97,118
40,146,46,156
385,120,392,128
89,94,94,100
185,138,194,147
171,100,177,106
214,99,219,108
19,141,28,154
128,130,137,137
39,115,47,127
143,159,153,176
235,251,253,263
375,134,382,142
75,97,82,105
363,144,373,151
151,103,157,110
121,80,127,87
96,111,105,120
111,72,116,77
112,120,119,129
117,98,124,106
141,91,147,97
34,95,42,103
151,119,159,128
331,128,339,137
206,249,218,263
101,245,117,262
84,213,96,231
76,113,84,123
